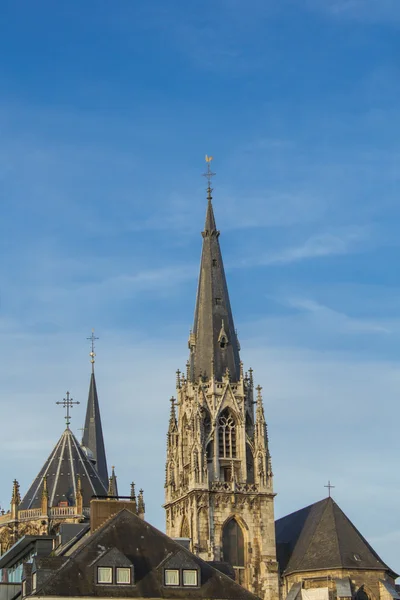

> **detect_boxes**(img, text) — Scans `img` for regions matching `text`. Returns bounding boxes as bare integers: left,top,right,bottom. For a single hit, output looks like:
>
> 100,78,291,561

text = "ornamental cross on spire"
203,155,216,200
56,391,80,429
324,480,335,497
87,329,99,372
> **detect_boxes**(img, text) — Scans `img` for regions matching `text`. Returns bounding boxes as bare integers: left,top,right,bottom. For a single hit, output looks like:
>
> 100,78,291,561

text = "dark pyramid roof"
82,371,108,489
37,508,259,599
275,497,397,578
190,196,241,382
19,428,108,510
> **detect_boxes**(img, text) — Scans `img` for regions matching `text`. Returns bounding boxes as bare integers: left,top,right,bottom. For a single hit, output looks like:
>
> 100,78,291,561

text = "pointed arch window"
222,518,244,567
218,410,236,459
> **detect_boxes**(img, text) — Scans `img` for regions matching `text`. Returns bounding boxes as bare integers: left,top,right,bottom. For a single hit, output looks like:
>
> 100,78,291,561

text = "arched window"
181,516,190,538
356,587,371,600
218,410,236,458
182,416,189,466
222,518,244,567
246,444,254,484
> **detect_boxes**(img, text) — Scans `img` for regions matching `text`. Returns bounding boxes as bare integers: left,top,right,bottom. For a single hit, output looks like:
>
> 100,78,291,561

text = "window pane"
32,573,37,591
98,567,112,583
116,568,131,584
165,569,179,585
222,519,244,567
183,570,197,586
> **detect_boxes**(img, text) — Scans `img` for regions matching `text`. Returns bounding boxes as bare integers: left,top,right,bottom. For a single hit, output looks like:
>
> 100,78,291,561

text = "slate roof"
19,428,107,510
190,194,241,383
35,508,259,599
275,497,397,579
82,372,109,490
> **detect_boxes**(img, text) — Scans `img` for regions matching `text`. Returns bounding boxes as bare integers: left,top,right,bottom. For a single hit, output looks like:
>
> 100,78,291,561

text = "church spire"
82,331,108,490
189,157,241,382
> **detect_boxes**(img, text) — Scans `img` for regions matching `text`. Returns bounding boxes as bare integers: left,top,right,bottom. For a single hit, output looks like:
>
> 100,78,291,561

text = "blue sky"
0,0,399,574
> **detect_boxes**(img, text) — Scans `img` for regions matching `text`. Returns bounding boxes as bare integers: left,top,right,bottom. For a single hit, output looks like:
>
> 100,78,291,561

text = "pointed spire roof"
189,192,241,382
275,497,397,578
19,428,108,510
107,466,119,497
82,372,108,489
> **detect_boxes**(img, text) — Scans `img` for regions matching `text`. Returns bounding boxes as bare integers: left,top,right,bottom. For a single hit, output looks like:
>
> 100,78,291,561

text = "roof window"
97,567,113,584
116,567,131,584
183,569,198,586
165,569,179,586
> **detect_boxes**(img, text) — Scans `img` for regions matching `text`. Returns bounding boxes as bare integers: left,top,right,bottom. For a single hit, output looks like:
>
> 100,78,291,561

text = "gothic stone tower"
164,172,279,600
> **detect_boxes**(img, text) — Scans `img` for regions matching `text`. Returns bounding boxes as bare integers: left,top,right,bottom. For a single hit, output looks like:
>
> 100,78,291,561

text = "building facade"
164,175,279,600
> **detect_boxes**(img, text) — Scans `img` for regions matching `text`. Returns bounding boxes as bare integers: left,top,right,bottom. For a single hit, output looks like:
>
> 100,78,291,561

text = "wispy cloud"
306,0,400,22
237,227,369,267
286,297,391,334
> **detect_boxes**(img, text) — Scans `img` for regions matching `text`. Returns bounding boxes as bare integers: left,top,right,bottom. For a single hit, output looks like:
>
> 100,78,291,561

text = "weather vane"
56,391,80,429
87,329,99,372
203,155,216,200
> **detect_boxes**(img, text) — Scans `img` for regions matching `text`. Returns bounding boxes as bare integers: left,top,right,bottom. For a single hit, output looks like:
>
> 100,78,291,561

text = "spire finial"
87,329,99,373
324,480,335,497
203,155,216,201
56,391,80,429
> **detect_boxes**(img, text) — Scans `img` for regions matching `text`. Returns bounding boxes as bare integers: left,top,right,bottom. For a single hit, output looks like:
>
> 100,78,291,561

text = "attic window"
212,259,218,267
116,568,131,584
220,337,227,348
165,569,179,586
354,554,361,561
97,567,113,584
183,570,198,586
215,297,222,305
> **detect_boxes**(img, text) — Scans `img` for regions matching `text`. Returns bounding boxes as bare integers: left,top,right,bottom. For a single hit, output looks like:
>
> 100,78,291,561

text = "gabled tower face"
164,175,279,600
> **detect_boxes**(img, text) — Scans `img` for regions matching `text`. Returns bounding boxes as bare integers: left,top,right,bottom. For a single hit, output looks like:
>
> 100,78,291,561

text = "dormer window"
165,569,179,586
160,549,200,588
215,297,222,305
183,570,198,586
116,568,131,584
94,548,134,586
97,567,113,584
212,259,218,267
220,336,227,348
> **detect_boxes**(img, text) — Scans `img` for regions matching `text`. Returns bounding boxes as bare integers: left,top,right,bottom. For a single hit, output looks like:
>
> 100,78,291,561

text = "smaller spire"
42,475,49,498
87,329,99,374
76,475,83,514
11,479,21,519
41,476,49,515
11,479,21,505
256,384,263,405
138,489,145,518
107,466,118,497
130,482,137,512
169,397,177,426
176,369,181,389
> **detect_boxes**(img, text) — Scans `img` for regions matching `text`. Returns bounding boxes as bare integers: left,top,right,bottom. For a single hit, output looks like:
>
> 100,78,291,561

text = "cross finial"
203,155,216,201
87,329,99,373
56,391,80,429
324,480,335,497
